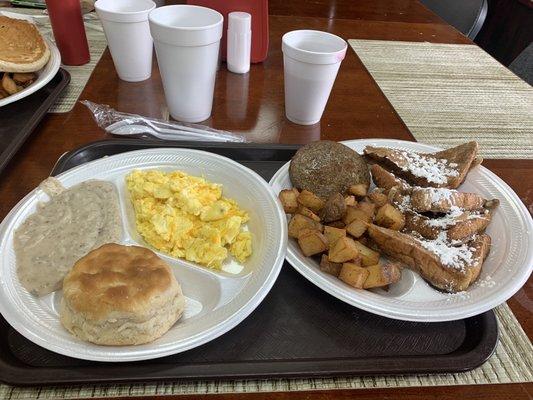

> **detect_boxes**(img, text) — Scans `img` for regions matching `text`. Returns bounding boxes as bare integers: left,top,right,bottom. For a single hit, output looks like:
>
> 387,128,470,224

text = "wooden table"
1,0,531,399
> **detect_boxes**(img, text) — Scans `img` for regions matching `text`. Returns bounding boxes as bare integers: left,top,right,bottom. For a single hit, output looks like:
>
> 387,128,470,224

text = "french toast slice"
404,208,495,242
409,187,487,213
367,224,491,292
370,164,412,192
434,142,481,187
364,142,479,189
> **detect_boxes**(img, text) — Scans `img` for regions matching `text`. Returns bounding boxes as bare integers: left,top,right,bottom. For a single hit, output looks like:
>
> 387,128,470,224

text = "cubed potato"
328,220,346,229
353,240,380,266
363,263,402,289
375,204,405,231
344,195,357,207
297,190,325,213
346,219,367,238
349,255,362,267
320,193,346,223
349,183,368,197
288,214,322,238
297,205,321,222
2,73,19,95
279,188,299,213
368,191,388,207
343,206,372,225
323,226,346,247
298,230,329,257
297,228,317,239
319,254,342,277
339,262,369,289
343,206,357,224
356,201,376,218
12,72,36,85
387,187,401,203
328,237,359,263
358,236,370,246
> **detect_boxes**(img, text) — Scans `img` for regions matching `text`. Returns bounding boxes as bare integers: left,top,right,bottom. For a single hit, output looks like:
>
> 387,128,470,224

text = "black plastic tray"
0,69,70,174
0,139,498,386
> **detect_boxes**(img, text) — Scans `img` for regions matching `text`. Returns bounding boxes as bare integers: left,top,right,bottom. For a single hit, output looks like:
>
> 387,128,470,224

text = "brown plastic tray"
0,69,70,174
0,139,498,386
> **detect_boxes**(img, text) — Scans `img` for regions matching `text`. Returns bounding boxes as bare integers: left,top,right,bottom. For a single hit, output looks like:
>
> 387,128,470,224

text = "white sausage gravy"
14,178,122,296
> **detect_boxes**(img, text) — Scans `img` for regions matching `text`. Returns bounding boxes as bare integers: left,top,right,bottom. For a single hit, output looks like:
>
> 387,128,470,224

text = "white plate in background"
270,139,533,322
0,148,287,361
0,38,61,108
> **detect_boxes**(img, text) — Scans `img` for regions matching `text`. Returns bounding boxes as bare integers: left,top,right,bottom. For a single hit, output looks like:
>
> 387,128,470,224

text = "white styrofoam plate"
0,148,287,361
0,38,61,108
270,139,533,322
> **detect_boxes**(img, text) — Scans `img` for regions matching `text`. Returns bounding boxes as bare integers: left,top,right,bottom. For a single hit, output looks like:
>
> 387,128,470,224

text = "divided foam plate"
0,148,287,361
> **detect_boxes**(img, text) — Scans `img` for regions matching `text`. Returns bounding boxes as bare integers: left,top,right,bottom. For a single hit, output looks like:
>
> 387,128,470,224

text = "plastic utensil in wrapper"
81,101,247,142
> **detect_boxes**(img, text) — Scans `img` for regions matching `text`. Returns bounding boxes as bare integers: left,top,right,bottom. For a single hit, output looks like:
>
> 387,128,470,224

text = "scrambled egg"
126,170,252,269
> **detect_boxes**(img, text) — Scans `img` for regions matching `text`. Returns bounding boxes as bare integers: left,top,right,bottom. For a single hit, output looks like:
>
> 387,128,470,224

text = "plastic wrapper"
81,100,248,142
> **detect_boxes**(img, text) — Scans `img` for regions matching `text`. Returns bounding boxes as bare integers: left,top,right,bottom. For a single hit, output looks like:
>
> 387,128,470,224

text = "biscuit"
60,243,185,345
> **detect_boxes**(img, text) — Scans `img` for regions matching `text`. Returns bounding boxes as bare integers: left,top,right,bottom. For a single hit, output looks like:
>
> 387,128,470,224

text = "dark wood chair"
509,42,533,85
421,0,488,39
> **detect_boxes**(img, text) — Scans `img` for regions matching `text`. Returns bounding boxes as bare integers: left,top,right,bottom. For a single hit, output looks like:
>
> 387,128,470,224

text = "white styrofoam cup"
95,0,155,82
282,30,347,125
149,5,223,123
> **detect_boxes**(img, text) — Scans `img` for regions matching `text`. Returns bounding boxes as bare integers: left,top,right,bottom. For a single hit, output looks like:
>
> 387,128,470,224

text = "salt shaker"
45,0,90,65
227,12,251,74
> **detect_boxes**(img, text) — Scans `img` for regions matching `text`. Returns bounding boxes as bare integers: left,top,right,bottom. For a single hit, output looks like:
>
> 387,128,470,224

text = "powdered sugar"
425,188,456,204
426,206,464,228
445,274,496,297
396,195,412,212
396,151,459,185
418,232,475,271
475,274,496,288
425,208,489,229
468,209,490,220
445,290,471,299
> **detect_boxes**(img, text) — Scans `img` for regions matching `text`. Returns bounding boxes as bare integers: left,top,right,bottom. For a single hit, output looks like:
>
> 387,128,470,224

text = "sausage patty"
289,140,370,199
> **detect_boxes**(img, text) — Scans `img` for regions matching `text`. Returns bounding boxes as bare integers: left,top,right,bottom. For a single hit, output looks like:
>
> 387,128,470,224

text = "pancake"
0,16,50,73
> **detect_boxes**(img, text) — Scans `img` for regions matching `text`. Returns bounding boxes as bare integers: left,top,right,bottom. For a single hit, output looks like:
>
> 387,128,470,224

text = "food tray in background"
0,69,70,174
0,139,498,386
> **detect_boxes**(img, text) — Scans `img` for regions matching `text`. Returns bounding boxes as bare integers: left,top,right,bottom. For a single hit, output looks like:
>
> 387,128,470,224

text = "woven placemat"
6,8,107,113
0,303,531,399
349,39,533,159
